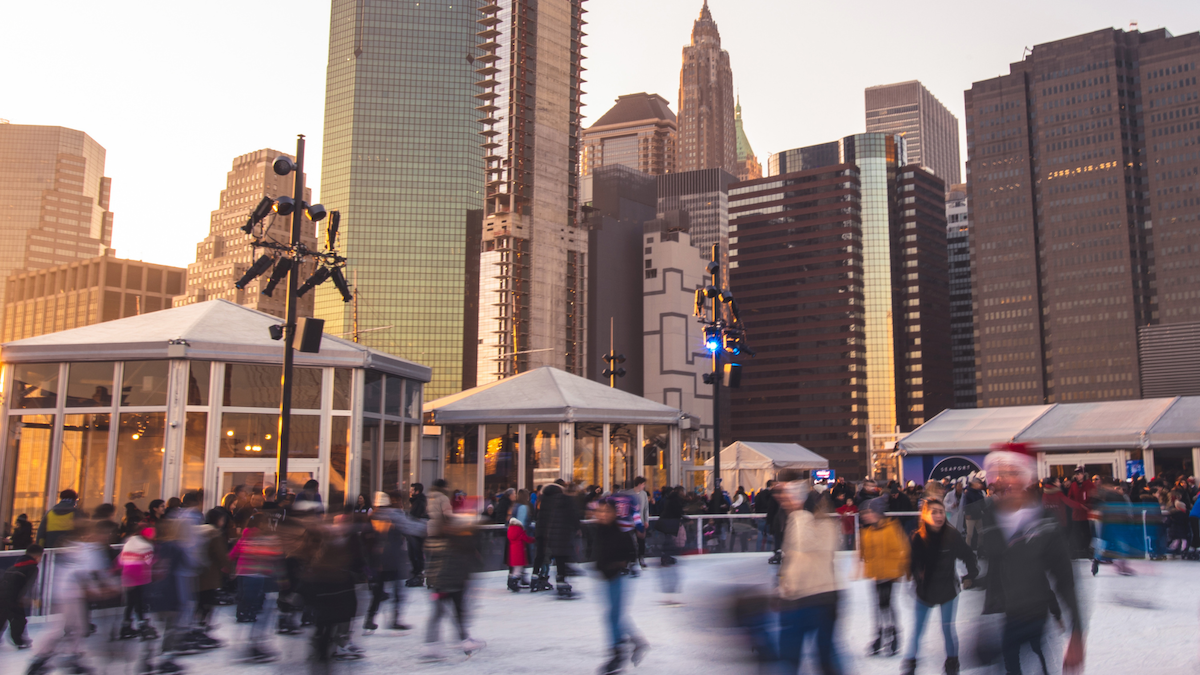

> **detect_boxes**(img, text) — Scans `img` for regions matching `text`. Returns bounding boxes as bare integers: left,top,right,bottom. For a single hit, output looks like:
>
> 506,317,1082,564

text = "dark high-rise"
946,184,977,408
316,1,483,399
968,27,1200,406
865,80,963,184
728,165,867,476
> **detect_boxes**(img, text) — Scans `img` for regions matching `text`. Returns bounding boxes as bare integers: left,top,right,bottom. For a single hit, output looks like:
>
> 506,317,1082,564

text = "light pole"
694,243,753,502
235,134,353,499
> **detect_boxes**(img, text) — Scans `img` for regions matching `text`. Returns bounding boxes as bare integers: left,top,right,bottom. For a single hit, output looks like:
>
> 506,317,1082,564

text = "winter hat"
983,442,1037,485
374,491,389,508
863,496,889,516
508,517,524,527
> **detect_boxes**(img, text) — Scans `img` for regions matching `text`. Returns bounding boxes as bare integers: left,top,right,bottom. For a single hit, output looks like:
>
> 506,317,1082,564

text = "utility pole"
276,134,306,499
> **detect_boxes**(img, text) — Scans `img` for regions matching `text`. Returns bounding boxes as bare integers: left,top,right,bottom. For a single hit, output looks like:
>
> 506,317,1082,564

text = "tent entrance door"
1039,452,1122,481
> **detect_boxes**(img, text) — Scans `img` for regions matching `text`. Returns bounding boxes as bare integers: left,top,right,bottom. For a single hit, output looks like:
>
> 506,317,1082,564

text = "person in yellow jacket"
859,496,910,657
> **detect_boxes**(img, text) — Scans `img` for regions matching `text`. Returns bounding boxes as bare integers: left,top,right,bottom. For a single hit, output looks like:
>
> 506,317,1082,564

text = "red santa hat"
983,442,1037,484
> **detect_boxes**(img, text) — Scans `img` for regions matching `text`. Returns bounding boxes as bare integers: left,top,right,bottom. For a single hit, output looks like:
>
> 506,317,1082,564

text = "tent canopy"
424,366,683,425
0,299,431,381
898,396,1200,454
702,441,828,493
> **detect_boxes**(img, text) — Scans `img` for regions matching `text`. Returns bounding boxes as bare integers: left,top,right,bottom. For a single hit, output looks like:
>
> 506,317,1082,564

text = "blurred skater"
859,497,908,657
420,493,485,661
365,490,426,631
0,543,42,649
594,498,648,675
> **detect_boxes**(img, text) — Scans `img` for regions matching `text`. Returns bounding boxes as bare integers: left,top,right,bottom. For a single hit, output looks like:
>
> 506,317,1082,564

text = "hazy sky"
2,0,1196,268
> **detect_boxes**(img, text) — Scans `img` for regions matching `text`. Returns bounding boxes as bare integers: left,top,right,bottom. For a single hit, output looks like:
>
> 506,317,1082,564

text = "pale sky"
2,0,1196,268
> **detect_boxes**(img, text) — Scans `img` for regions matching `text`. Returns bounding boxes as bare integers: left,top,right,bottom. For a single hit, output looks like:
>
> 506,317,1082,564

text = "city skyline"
4,1,1192,269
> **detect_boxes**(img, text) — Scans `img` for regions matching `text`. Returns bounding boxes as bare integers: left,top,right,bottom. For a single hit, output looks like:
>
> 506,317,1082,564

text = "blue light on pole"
704,326,722,353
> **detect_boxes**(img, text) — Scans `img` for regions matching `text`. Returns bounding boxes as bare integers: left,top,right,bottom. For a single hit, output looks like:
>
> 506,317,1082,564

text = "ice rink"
4,551,1196,674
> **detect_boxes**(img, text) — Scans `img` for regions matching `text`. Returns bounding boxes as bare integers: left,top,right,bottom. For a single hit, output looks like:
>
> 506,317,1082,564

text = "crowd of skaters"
3,440,1198,674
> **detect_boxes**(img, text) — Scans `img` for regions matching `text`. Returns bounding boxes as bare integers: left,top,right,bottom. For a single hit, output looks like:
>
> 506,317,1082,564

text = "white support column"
346,368,365,505
1192,448,1200,484
1114,449,1128,481
476,424,485,502
1142,449,1156,481
669,425,682,486
602,424,611,494
45,363,68,501
160,359,190,502
318,367,334,507
560,421,574,483
517,423,527,491
635,425,644,483
103,362,122,505
0,366,11,526
202,362,224,511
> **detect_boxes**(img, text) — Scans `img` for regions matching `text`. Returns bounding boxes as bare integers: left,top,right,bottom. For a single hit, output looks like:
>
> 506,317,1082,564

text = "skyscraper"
316,1,484,399
753,134,951,477
175,149,315,319
656,168,735,264
865,80,962,185
0,124,113,322
733,97,762,181
676,2,737,175
945,184,976,408
967,27,1200,407
582,93,676,176
474,0,589,384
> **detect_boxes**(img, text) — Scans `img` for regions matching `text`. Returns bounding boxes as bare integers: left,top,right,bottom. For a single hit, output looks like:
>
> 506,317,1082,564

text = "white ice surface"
2,552,1195,674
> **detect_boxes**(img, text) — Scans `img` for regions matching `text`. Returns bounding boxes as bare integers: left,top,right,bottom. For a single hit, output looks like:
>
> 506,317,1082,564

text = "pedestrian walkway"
4,552,1193,674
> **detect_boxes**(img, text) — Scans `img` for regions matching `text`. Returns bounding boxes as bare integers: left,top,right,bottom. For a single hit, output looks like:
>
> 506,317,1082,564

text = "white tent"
703,441,829,493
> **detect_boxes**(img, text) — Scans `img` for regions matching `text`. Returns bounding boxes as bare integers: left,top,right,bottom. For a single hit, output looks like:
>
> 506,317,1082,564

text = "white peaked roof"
0,299,431,381
898,396,1200,454
424,367,683,425
704,441,829,470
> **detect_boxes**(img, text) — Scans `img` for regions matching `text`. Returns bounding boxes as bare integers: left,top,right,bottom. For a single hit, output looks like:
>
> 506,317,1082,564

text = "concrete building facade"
676,2,738,176
175,149,315,319
475,0,589,385
865,80,962,184
0,124,114,328
582,93,676,177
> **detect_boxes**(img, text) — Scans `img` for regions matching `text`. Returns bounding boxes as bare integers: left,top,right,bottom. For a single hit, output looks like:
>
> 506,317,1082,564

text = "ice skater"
594,498,648,674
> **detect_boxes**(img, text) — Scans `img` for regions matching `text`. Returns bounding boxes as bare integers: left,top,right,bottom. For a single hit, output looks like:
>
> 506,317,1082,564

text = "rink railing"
0,508,1170,618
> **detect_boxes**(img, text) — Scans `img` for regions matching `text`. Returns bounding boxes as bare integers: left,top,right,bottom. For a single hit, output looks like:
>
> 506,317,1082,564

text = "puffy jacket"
860,517,910,581
426,489,453,538
37,500,81,548
118,534,154,587
0,555,39,606
778,509,839,603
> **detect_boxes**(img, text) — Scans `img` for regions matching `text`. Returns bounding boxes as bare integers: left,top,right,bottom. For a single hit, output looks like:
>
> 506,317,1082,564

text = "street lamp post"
235,133,354,500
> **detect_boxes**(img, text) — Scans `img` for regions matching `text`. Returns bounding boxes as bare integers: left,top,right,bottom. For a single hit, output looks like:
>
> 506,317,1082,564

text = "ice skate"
867,628,882,656
600,648,625,675
460,637,486,655
419,643,445,661
630,637,649,665
944,656,960,675
507,576,521,592
888,626,900,656
556,581,578,600
901,657,917,675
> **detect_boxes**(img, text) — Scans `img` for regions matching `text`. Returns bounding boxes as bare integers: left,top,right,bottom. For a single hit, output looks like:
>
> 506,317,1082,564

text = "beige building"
475,0,589,384
864,80,962,184
175,149,316,319
3,254,185,342
676,2,738,176
0,123,115,328
582,93,677,177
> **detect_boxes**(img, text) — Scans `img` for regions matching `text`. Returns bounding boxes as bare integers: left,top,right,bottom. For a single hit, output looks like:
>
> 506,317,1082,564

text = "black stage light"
296,266,332,297
273,196,295,216
273,156,296,176
330,267,353,303
325,211,341,250
234,254,274,289
260,257,292,297
306,203,328,222
242,196,274,234
268,324,285,341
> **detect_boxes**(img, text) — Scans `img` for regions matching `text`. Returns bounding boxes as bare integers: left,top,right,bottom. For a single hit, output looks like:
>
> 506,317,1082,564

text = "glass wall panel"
444,425,479,498
330,416,350,511
289,415,320,459
642,425,670,495
609,424,635,492
187,362,210,406
384,377,402,417
222,363,281,408
292,367,323,410
179,413,207,496
484,423,518,497
120,361,169,407
5,414,55,531
574,423,604,488
115,412,166,509
524,424,560,489
364,371,383,413
13,364,58,409
332,369,353,410
360,420,380,498
404,381,420,419
402,423,415,492
58,414,110,509
66,362,114,407
382,421,402,493
219,413,277,458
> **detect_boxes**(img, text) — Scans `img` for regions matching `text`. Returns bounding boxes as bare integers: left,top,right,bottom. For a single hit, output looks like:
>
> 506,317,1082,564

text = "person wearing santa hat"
976,443,1084,675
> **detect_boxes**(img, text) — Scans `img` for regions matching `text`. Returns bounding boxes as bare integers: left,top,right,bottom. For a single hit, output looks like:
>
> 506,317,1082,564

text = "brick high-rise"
968,27,1200,406
676,2,737,176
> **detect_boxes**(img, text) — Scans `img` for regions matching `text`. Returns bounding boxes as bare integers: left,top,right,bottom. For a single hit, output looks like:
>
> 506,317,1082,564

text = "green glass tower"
316,0,483,398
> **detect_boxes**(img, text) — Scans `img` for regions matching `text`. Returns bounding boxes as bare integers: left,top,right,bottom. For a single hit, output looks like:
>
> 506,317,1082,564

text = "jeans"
1001,614,1048,675
424,590,467,644
778,602,842,675
366,571,402,624
407,536,426,576
604,575,641,650
904,596,958,660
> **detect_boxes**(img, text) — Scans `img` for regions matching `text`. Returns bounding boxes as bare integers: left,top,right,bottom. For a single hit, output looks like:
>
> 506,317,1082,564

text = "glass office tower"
316,1,483,398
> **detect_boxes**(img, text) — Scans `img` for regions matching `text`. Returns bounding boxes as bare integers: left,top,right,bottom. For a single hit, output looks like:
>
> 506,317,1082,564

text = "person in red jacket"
506,518,535,593
1065,468,1095,558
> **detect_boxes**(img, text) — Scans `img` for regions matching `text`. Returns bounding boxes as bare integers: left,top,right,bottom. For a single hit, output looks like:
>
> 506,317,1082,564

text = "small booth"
0,300,431,532
897,396,1200,484
703,441,829,493
423,367,684,499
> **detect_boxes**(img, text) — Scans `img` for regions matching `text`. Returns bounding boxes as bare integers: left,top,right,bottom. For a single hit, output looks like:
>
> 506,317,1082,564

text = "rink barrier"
1,509,1166,618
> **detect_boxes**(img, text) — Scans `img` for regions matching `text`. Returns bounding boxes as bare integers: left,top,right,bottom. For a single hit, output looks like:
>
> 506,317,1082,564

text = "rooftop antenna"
1022,46,1032,59
1129,20,1138,32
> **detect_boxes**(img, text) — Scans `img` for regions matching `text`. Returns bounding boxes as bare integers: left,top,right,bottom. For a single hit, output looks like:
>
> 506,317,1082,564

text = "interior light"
131,433,140,440
226,430,234,437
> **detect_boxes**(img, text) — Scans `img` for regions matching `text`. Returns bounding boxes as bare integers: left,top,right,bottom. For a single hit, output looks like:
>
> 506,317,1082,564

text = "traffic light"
602,352,627,380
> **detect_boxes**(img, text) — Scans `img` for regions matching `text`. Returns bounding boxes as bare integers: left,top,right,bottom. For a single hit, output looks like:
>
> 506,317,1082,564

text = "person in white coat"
942,477,968,534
